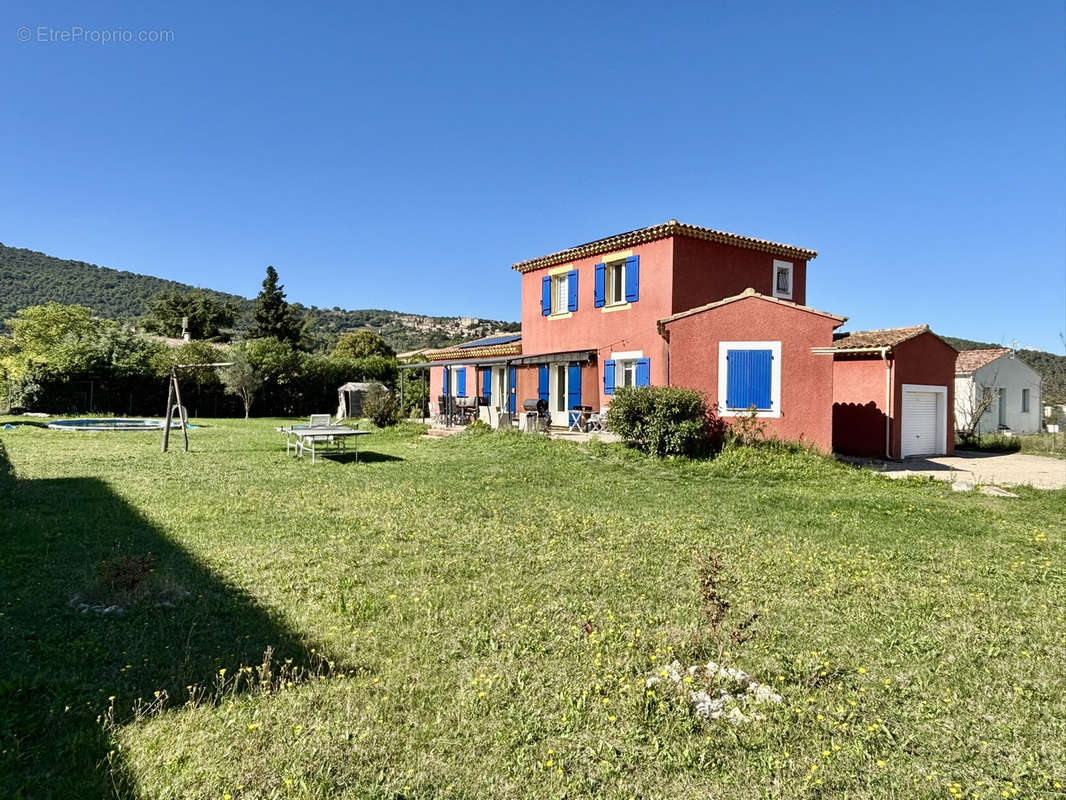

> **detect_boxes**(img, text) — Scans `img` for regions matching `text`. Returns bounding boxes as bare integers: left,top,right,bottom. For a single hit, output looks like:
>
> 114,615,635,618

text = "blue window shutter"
567,270,578,312
594,263,606,307
482,369,491,398
538,365,550,403
635,358,651,387
603,359,615,395
507,367,516,414
456,367,467,398
726,349,772,410
442,367,450,396
567,363,581,409
541,276,552,315
624,255,640,302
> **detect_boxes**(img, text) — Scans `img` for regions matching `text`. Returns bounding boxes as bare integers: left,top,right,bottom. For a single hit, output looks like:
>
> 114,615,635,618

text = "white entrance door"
901,386,946,457
549,364,569,427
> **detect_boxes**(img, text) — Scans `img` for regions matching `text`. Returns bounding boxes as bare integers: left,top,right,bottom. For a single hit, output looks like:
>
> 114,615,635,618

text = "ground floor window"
717,341,781,417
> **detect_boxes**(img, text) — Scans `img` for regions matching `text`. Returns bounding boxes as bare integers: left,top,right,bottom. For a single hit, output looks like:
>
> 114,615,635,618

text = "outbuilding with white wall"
955,349,1042,436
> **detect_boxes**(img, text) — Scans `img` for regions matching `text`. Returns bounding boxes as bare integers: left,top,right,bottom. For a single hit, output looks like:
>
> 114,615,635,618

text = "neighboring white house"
954,349,1043,435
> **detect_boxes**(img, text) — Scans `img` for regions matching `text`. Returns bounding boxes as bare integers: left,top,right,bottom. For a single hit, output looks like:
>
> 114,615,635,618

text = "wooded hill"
0,243,519,352
1,242,1061,399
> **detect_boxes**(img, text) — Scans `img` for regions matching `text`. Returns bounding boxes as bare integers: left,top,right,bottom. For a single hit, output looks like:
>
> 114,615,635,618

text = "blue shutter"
624,255,640,302
538,365,550,403
456,367,467,398
567,363,581,409
442,367,450,396
507,367,516,414
635,357,651,387
482,369,491,398
567,270,578,312
594,263,606,307
603,359,616,395
726,349,772,410
541,276,552,315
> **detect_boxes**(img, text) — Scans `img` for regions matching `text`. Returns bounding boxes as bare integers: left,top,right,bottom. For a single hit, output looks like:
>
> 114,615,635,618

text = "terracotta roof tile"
511,220,817,273
955,348,1011,374
832,325,930,350
424,339,522,361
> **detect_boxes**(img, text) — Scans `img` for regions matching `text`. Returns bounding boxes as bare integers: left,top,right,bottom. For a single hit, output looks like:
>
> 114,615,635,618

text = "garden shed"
336,382,384,420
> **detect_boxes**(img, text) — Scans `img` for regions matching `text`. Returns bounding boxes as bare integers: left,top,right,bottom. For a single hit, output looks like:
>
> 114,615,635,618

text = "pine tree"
250,266,302,345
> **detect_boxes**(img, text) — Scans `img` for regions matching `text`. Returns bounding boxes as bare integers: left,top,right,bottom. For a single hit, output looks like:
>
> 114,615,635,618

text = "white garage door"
901,390,941,458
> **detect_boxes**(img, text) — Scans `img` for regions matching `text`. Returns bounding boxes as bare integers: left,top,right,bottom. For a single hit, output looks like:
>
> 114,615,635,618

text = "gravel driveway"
847,450,1066,490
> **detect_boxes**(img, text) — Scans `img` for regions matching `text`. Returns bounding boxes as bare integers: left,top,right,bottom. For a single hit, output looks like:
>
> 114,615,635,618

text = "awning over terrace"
399,350,597,369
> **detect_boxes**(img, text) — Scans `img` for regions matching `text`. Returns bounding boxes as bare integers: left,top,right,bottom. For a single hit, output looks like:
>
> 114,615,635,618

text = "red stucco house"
417,220,957,458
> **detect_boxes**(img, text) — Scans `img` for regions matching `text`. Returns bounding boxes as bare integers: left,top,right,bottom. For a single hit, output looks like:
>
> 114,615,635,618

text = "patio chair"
309,414,331,428
568,405,592,433
586,411,606,433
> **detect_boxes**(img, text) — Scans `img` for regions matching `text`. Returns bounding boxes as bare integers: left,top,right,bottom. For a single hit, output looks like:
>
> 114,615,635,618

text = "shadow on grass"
322,450,404,464
0,441,327,798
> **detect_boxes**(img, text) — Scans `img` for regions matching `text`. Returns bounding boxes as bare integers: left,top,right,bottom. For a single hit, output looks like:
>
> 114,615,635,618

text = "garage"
832,326,957,460
901,385,947,458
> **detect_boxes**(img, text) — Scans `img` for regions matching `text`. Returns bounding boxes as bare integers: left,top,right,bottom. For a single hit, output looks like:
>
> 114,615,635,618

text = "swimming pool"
46,418,183,432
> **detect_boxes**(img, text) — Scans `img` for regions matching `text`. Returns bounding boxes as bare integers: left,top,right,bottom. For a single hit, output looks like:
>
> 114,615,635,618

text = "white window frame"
551,273,569,315
606,259,627,305
772,259,794,300
717,341,782,418
610,350,642,390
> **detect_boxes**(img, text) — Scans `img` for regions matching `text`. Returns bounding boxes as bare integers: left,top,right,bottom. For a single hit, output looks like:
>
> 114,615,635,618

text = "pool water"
47,418,185,431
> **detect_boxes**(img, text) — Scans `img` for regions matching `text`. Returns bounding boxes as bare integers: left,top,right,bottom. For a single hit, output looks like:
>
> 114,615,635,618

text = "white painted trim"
610,350,643,361
901,383,948,457
717,341,782,418
772,259,793,300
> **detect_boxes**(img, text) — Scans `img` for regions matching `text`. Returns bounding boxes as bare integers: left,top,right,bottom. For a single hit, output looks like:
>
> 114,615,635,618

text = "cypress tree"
250,266,302,345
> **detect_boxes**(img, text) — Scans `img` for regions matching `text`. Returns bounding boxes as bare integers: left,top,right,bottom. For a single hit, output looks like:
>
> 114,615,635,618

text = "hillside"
0,243,519,352
945,336,1066,404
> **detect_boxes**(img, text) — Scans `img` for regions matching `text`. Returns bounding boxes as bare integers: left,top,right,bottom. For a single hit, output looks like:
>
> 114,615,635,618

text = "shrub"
362,383,399,428
606,386,725,457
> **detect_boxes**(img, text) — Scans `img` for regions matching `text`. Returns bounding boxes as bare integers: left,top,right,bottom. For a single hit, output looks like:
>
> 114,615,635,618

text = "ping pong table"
276,425,372,464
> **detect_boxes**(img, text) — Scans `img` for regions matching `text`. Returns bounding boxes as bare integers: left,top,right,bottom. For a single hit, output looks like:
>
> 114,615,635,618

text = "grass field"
1,418,1063,799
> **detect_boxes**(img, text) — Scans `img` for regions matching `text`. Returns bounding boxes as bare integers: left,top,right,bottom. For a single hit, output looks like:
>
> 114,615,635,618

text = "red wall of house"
519,237,674,407
671,236,808,313
891,334,956,457
831,355,890,456
662,296,839,451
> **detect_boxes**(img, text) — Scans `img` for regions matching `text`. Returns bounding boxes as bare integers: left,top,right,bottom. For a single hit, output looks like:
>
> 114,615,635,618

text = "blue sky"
2,1,1063,351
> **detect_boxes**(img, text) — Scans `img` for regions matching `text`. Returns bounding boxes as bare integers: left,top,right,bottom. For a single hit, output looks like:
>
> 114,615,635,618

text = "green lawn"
1,419,1063,799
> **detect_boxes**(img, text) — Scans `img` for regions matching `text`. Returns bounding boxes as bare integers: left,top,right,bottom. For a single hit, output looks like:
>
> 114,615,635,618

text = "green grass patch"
1,418,1063,799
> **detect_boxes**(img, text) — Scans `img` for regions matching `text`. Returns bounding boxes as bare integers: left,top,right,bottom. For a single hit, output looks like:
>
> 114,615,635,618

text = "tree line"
0,267,426,418
0,242,520,353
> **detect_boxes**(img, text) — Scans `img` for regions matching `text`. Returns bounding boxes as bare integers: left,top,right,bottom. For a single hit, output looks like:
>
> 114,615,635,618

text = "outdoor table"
276,425,372,464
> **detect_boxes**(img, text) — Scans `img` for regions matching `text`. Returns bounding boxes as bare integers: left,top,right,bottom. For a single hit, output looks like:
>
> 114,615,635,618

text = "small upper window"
607,259,626,305
1022,388,1030,413
551,273,568,314
773,260,793,299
